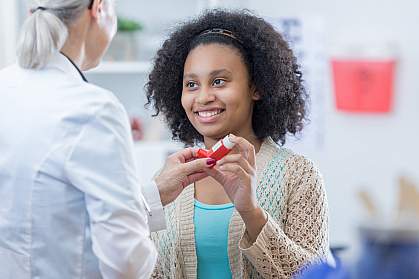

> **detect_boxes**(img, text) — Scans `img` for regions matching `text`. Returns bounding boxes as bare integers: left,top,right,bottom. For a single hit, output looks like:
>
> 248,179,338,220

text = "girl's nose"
196,86,216,104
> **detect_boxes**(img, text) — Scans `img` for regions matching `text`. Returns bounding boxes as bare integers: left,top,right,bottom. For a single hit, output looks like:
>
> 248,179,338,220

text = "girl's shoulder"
258,137,321,181
257,139,324,211
257,137,293,173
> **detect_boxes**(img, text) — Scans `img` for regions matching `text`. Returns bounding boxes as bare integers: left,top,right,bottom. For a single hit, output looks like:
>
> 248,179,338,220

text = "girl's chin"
197,128,230,141
192,120,237,140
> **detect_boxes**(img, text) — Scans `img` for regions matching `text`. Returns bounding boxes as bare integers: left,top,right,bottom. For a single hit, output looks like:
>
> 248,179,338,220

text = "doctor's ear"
89,0,104,19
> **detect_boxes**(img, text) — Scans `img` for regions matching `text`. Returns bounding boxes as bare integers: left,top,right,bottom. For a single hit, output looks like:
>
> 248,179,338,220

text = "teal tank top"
194,199,234,279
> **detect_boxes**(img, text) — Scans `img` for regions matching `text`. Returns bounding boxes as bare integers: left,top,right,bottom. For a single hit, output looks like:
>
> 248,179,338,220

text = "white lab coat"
0,53,164,279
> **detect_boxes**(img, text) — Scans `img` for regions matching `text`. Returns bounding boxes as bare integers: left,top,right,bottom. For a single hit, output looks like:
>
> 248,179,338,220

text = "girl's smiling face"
181,43,259,143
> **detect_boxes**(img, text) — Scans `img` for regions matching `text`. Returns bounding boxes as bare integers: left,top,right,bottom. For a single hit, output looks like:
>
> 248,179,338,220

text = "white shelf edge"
86,61,152,74
134,140,183,149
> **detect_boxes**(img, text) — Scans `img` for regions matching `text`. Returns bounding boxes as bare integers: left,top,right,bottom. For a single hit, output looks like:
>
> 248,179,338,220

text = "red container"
331,59,396,113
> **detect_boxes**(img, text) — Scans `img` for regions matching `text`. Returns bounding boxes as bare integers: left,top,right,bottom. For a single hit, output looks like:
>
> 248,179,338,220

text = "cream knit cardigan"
151,137,329,278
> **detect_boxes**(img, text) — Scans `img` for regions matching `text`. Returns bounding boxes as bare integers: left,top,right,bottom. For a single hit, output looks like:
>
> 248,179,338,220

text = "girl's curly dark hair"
145,9,308,146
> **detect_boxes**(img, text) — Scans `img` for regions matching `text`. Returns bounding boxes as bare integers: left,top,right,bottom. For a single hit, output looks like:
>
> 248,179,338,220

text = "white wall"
110,0,419,253
3,0,419,258
246,0,419,254
0,0,18,68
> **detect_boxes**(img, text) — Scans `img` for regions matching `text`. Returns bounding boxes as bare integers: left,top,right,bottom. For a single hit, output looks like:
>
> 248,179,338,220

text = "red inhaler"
196,135,236,161
197,148,210,159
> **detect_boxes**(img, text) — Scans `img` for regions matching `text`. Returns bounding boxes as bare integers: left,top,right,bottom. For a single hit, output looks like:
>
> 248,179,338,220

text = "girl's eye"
186,81,198,89
213,79,226,86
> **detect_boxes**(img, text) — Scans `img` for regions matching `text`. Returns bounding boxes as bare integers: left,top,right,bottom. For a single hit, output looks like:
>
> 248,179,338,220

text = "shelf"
134,140,182,150
86,61,152,74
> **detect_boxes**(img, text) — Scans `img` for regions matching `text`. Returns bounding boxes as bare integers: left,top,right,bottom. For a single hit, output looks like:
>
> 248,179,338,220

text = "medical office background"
1,0,419,262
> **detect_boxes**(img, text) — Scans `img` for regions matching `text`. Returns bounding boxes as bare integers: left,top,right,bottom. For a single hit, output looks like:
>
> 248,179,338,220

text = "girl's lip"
194,109,225,124
193,108,225,113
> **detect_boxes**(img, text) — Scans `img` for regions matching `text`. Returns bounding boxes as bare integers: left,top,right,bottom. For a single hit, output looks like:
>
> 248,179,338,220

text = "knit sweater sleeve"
150,264,163,278
149,201,178,279
238,154,329,278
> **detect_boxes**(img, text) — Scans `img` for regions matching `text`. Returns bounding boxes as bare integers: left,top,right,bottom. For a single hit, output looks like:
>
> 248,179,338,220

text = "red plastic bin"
331,59,396,113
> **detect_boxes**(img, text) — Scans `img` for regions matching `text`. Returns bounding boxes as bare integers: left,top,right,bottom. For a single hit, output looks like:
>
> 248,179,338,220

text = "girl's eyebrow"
183,69,232,80
209,69,232,78
183,73,198,80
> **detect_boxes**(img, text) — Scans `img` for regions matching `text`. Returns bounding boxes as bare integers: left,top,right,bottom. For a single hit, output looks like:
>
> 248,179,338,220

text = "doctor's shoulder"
0,64,22,83
66,82,129,125
75,82,122,109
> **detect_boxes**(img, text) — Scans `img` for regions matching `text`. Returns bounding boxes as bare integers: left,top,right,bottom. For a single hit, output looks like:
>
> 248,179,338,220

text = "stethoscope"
60,52,88,83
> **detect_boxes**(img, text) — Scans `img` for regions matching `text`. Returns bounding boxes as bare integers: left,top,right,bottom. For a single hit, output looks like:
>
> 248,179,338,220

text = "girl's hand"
204,134,268,242
205,134,258,214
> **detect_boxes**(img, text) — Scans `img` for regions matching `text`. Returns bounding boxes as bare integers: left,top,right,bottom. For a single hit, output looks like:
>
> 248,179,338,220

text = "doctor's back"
0,1,156,278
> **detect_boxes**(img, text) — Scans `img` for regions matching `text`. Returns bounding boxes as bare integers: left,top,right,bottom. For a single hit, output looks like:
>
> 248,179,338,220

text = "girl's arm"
239,155,329,278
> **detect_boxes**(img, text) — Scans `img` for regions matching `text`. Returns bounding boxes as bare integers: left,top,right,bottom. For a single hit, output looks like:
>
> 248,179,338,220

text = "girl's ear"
251,85,261,101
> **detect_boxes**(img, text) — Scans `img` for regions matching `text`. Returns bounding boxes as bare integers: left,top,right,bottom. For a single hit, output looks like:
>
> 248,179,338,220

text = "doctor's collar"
60,52,89,83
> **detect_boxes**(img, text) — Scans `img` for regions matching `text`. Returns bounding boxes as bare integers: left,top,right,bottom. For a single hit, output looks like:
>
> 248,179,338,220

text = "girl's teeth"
199,110,221,117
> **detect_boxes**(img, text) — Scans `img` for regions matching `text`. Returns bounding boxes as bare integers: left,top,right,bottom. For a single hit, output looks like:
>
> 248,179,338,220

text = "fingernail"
206,159,216,166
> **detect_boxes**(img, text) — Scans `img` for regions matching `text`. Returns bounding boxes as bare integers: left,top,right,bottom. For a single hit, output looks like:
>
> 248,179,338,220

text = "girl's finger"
218,163,249,179
218,154,254,175
203,166,226,185
229,134,256,167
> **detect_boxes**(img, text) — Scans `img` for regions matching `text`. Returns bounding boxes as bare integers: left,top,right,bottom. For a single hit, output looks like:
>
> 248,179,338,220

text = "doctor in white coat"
0,0,215,278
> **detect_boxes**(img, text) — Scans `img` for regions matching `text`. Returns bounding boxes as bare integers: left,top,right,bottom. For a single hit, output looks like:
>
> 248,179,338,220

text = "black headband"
196,28,243,45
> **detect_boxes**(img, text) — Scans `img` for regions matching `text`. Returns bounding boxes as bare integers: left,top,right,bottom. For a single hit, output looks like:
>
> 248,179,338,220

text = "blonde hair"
17,0,91,69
